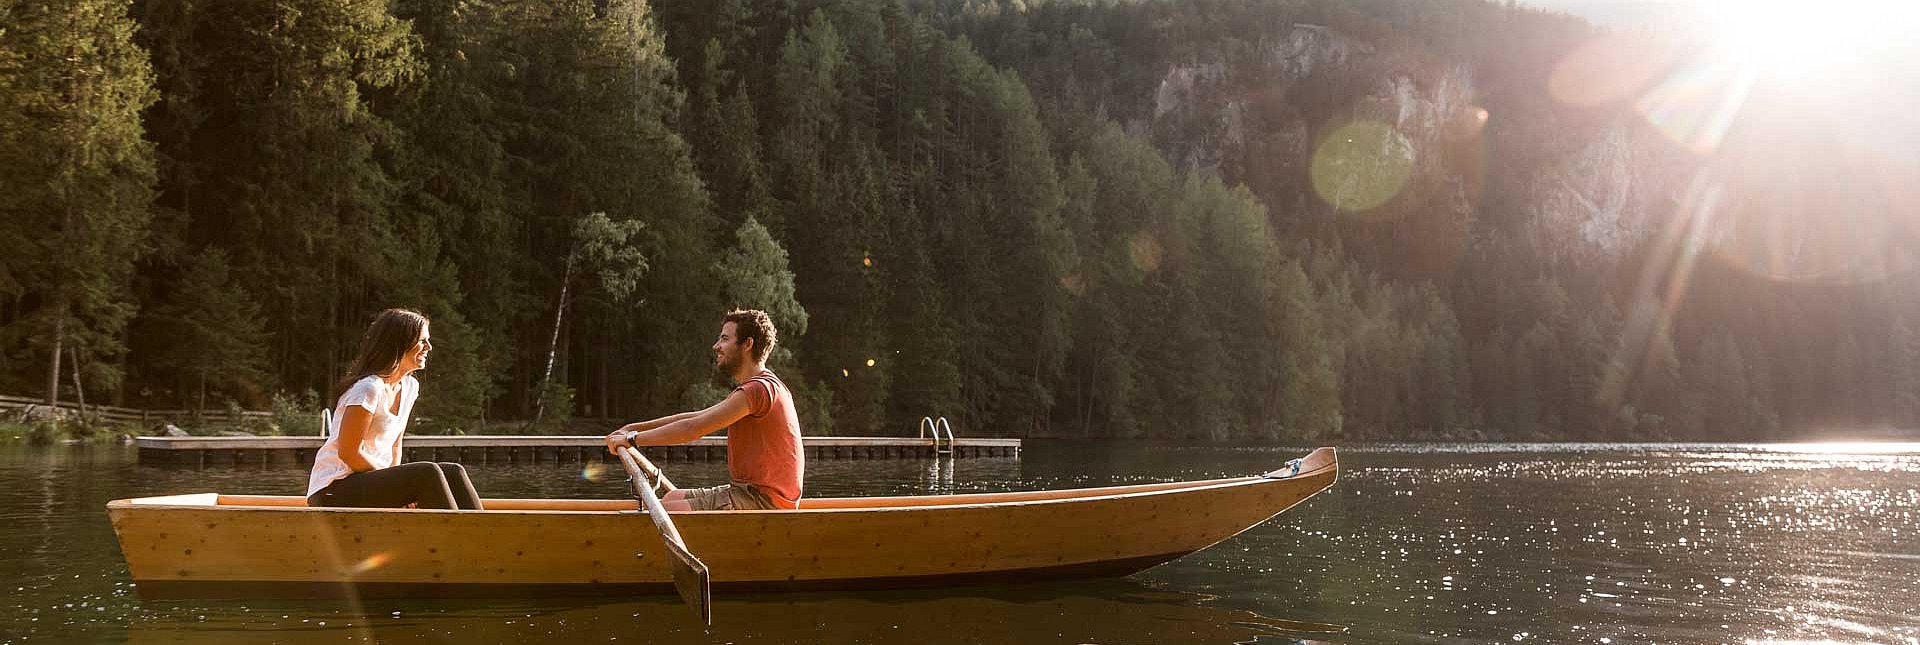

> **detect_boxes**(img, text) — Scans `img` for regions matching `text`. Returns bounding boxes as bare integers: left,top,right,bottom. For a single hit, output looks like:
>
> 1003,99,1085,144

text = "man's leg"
664,485,740,511
660,489,694,511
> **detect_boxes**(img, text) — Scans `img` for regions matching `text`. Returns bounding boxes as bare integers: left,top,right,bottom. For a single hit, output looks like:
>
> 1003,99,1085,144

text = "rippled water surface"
3,441,1917,644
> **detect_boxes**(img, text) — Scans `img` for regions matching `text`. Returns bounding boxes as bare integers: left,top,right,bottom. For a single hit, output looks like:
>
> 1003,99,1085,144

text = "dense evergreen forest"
3,0,1915,440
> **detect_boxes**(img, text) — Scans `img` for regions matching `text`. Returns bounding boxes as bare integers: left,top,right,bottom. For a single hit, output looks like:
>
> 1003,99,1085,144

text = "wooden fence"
0,393,271,426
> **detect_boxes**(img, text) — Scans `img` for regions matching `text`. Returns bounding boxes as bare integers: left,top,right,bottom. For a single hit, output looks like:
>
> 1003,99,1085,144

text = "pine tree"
497,0,716,420
1568,316,1609,439
134,0,420,402
1829,334,1866,425
147,250,270,411
1416,288,1466,436
0,0,158,405
1625,296,1684,438
1694,335,1751,439
1272,261,1342,440
377,0,521,424
1891,315,1920,428
1511,323,1556,437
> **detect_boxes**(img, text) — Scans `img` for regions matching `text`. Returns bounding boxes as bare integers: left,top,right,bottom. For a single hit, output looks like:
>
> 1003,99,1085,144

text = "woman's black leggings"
307,462,483,510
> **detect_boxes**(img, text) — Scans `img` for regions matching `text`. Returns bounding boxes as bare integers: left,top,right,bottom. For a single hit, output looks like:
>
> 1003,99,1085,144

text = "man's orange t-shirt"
729,370,804,508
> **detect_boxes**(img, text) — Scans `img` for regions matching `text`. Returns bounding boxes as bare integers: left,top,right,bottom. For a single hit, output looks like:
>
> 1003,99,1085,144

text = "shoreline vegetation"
3,413,1912,447
4,0,1914,444
0,417,615,445
0,410,605,444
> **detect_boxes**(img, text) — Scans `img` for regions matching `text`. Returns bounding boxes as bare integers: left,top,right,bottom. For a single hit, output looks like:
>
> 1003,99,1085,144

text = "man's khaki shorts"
681,482,779,511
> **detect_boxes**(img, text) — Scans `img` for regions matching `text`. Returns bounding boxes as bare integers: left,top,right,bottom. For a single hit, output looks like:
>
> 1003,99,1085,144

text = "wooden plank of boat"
106,447,1337,599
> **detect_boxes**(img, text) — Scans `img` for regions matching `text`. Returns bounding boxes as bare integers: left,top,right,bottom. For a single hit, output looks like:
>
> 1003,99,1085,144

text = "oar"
617,445,711,625
631,447,676,492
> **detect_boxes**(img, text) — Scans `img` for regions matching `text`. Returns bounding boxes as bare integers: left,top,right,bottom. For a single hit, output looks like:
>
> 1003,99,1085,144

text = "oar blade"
617,446,712,625
662,537,711,626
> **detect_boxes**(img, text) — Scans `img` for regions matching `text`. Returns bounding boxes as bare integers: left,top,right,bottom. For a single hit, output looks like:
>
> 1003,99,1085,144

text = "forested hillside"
3,0,1914,440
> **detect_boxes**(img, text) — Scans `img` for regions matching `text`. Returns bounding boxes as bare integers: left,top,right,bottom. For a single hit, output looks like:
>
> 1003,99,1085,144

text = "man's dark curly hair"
723,309,778,363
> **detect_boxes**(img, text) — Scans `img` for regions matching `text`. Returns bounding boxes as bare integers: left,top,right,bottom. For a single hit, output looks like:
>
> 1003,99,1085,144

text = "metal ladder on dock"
918,416,955,455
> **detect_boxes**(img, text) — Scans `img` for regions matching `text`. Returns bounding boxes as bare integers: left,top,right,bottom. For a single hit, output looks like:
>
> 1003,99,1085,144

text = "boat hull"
108,448,1336,598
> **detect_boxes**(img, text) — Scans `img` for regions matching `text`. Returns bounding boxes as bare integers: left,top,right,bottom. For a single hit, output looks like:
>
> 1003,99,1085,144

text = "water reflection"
923,453,956,495
124,580,1346,645
3,442,1919,644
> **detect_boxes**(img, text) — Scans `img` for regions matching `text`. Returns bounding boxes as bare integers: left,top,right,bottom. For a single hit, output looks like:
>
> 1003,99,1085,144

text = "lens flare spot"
1059,272,1086,295
347,552,391,575
1128,231,1164,273
865,358,876,367
862,255,873,267
580,462,606,482
1311,121,1414,213
1443,106,1489,143
1550,32,1679,107
841,369,850,378
1635,56,1756,155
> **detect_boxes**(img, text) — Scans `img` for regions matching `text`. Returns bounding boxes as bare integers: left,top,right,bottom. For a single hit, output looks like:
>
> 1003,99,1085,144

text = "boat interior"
114,448,1335,513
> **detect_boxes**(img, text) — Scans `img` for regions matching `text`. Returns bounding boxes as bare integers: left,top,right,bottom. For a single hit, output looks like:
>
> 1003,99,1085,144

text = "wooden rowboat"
107,447,1336,599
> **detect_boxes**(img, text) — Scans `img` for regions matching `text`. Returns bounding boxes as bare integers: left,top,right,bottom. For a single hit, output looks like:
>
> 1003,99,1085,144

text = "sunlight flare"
1704,0,1918,84
1127,231,1164,273
346,552,392,576
1311,120,1414,213
1635,56,1758,155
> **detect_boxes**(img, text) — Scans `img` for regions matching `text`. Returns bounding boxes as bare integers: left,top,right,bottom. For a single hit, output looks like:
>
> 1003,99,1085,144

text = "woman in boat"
306,308,482,510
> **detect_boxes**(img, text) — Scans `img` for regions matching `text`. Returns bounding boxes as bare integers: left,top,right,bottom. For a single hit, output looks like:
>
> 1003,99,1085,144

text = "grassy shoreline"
0,420,146,445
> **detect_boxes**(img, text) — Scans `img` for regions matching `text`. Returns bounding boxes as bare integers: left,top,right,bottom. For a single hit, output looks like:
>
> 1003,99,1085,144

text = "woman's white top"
306,375,419,496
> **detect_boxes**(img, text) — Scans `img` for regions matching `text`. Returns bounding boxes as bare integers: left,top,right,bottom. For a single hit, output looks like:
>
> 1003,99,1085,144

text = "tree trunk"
598,335,610,420
45,309,64,406
530,254,576,425
69,347,86,417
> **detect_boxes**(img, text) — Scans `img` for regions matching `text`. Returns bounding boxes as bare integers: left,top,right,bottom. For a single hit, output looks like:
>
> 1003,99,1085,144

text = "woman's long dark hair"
335,308,429,404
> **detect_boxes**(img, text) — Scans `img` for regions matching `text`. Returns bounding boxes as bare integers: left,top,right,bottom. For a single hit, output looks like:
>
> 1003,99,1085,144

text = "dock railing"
918,416,955,454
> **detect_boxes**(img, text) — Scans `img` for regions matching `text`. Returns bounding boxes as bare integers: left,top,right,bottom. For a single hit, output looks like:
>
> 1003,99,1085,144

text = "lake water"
3,441,1917,644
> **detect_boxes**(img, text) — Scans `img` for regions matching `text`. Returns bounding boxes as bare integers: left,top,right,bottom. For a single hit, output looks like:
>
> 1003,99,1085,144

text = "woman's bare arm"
335,406,377,472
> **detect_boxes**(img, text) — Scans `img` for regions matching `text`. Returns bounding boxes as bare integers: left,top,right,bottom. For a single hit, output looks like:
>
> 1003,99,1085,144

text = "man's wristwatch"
624,430,639,447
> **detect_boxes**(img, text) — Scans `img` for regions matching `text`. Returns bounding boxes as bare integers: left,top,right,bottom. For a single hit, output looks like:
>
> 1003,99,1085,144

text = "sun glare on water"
1777,442,1920,455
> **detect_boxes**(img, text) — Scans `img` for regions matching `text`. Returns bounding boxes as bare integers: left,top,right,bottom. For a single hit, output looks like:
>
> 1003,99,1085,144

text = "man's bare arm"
620,410,702,434
604,393,752,453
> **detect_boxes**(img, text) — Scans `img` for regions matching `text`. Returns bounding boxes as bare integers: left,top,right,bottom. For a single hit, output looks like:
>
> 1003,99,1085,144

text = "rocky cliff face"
1530,124,1652,266
1145,23,1681,268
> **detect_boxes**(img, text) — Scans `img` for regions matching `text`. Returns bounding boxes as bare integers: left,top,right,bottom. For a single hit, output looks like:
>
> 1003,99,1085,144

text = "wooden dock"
135,435,1020,467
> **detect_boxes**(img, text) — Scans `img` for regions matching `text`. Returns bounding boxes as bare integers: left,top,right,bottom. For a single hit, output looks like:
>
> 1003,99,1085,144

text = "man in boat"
604,309,803,511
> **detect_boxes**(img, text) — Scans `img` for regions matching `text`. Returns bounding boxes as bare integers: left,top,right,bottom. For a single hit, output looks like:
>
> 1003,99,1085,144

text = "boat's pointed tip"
1263,447,1337,479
